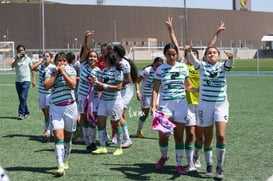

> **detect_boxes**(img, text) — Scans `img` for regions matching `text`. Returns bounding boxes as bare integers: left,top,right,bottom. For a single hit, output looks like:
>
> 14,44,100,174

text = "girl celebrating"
152,43,198,174
184,45,234,180
44,52,77,177
77,30,101,153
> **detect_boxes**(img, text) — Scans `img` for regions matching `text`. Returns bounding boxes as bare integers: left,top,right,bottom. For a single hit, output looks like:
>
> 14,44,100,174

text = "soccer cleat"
42,130,51,142
206,165,213,177
55,166,65,177
176,166,186,175
137,131,144,138
156,156,169,170
24,114,30,119
92,146,107,154
18,114,24,120
86,143,97,153
184,164,197,172
193,155,201,168
216,166,224,180
113,148,123,156
121,139,132,148
63,161,69,170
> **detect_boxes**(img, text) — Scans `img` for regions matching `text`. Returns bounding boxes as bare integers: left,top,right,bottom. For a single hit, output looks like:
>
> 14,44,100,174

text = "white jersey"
38,63,55,94
45,65,76,105
119,58,131,90
154,62,189,101
197,60,229,102
77,62,101,99
100,66,123,101
139,66,155,97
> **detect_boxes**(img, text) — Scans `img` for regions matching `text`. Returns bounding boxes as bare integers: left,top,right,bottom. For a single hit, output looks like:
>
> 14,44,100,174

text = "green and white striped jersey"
154,62,189,101
45,65,76,105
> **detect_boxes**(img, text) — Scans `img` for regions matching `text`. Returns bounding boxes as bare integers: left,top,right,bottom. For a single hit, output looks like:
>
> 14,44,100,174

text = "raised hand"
217,21,225,33
224,50,233,59
84,30,95,37
165,17,173,32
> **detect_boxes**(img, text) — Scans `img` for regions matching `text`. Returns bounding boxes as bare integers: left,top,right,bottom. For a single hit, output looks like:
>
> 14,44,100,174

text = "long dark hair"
104,52,122,71
113,45,138,83
163,43,178,55
142,57,164,70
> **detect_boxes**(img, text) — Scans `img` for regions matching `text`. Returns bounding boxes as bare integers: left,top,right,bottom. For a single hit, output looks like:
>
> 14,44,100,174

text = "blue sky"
46,0,273,12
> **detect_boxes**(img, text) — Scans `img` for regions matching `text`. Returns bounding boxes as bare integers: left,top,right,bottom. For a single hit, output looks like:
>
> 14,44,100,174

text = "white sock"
122,124,130,140
216,148,226,167
137,117,145,131
98,129,105,146
160,145,168,158
83,127,91,146
64,140,72,163
55,141,64,167
90,127,97,144
186,148,194,166
204,149,213,166
116,129,123,148
176,149,184,166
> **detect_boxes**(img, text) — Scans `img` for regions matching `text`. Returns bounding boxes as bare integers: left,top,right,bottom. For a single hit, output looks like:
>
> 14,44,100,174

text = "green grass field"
1,68,273,180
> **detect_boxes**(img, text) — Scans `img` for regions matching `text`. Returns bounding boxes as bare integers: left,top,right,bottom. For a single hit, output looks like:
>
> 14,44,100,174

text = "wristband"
103,84,109,90
136,90,140,94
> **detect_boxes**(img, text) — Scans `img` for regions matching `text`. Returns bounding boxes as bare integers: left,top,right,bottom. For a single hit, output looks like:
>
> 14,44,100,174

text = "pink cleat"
176,166,186,175
156,156,169,170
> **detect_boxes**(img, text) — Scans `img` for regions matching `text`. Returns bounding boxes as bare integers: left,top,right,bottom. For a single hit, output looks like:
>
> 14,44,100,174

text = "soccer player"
184,45,234,180
165,17,226,171
77,31,101,153
151,43,198,174
113,45,138,148
31,51,55,142
135,57,163,138
44,52,77,177
92,52,124,156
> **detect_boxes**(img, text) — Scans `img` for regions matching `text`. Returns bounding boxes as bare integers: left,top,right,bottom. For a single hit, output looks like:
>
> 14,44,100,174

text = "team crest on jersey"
171,72,180,80
209,72,218,78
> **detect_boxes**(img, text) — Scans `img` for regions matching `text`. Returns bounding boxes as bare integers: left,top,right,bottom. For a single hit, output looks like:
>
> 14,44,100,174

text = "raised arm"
207,21,225,47
165,17,182,60
80,30,95,62
184,45,200,69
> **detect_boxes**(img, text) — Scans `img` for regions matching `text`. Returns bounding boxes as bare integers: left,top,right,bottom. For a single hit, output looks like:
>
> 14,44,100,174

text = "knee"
216,134,225,144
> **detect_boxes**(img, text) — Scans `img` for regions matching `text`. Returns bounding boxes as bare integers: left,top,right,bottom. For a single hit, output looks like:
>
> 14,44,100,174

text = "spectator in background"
11,44,36,120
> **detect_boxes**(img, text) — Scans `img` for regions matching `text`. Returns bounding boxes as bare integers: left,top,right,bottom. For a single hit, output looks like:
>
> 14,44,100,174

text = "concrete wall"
0,4,273,50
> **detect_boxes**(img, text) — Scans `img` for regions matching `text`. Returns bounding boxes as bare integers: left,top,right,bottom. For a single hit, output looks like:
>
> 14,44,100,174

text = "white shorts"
39,93,50,109
78,94,100,114
97,97,124,121
140,96,152,109
158,99,188,124
197,101,229,127
50,102,78,132
121,87,133,109
186,104,199,126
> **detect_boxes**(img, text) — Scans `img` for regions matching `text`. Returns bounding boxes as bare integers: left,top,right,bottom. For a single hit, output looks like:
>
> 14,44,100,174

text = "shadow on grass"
0,116,19,120
130,134,157,140
105,163,208,180
5,166,56,175
3,134,44,143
